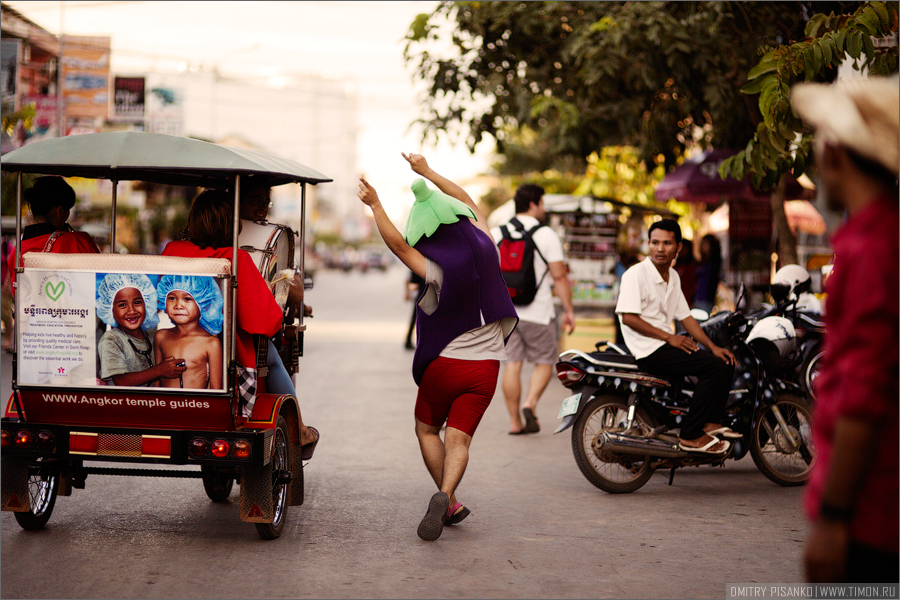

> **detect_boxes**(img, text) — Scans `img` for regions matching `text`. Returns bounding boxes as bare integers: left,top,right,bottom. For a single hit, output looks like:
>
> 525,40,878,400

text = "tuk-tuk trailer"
1,132,331,539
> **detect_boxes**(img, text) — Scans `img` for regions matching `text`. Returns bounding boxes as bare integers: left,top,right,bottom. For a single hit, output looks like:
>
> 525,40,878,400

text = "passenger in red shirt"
7,176,100,283
792,76,898,584
162,189,319,456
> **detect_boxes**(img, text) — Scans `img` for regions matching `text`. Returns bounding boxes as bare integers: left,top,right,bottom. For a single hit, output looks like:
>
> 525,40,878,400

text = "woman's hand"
358,177,381,208
401,152,429,176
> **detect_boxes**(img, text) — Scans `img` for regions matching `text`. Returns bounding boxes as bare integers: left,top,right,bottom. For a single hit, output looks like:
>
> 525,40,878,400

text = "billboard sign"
113,76,145,120
60,35,110,120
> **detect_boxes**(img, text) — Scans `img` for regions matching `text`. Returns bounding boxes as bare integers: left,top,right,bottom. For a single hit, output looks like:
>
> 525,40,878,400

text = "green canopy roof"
1,131,332,189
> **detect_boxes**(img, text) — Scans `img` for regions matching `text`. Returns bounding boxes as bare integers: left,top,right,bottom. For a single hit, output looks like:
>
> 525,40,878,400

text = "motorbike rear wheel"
255,415,291,540
571,394,658,494
750,394,815,486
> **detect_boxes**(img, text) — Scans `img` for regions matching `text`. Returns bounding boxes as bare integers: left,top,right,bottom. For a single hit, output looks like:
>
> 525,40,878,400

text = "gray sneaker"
417,492,449,541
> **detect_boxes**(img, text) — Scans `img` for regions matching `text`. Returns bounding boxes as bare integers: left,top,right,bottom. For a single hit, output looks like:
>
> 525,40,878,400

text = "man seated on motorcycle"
615,219,738,455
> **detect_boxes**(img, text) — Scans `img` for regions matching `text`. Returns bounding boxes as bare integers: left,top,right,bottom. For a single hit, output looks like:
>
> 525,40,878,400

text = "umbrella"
655,149,808,204
784,200,826,236
706,200,827,236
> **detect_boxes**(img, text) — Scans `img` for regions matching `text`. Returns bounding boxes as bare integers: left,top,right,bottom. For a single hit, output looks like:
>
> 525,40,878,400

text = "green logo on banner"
45,281,65,301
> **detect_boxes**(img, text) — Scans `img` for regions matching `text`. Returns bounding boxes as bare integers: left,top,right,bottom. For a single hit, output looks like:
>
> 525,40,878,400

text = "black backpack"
497,217,548,306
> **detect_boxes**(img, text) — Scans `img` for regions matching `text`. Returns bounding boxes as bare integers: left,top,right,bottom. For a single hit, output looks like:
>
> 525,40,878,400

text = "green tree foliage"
403,1,852,172
720,1,898,187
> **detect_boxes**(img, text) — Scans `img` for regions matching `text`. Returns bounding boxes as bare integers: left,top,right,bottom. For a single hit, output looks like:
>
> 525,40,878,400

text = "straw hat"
791,75,899,176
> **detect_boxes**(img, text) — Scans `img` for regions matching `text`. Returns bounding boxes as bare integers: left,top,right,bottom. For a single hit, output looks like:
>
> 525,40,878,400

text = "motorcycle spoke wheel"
571,395,657,494
803,350,823,402
255,416,290,540
750,394,815,486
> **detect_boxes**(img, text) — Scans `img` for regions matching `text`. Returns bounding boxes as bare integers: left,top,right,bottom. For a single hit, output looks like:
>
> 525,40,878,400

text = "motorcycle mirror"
690,308,710,322
736,283,746,310
770,283,791,303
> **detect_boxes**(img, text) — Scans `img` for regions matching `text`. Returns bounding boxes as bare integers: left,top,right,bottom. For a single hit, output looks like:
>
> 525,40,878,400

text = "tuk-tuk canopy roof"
1,131,332,188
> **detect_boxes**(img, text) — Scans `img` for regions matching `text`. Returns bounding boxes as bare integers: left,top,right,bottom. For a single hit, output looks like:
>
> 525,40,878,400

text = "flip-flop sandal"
679,437,730,455
300,426,320,461
447,502,470,525
417,492,449,541
705,426,742,439
522,407,540,433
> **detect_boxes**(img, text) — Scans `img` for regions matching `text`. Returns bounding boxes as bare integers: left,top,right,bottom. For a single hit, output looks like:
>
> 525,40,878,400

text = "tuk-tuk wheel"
14,465,59,531
201,466,235,503
255,415,291,540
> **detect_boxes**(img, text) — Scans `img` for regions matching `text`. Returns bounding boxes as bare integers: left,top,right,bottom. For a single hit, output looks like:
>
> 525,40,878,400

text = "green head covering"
402,178,476,247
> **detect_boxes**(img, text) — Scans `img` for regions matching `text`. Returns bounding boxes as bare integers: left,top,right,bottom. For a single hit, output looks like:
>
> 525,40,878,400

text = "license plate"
558,393,582,419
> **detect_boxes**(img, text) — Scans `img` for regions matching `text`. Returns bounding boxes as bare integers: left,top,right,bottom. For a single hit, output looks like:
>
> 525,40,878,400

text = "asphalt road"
1,265,810,599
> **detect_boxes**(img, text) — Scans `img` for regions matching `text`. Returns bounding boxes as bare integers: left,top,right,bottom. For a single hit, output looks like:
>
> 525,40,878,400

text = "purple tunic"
412,219,518,385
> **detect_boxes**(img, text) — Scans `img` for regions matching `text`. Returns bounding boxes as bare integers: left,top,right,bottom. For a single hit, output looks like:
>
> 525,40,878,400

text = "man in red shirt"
792,76,899,583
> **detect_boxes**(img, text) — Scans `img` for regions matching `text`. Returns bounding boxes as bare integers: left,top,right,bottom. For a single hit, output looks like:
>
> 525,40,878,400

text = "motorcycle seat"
589,352,639,368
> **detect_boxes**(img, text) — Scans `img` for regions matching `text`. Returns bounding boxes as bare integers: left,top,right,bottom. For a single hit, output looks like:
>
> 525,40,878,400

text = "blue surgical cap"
156,275,224,336
96,273,160,331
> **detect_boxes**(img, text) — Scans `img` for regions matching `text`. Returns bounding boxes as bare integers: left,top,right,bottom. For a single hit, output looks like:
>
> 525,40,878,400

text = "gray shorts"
505,320,559,364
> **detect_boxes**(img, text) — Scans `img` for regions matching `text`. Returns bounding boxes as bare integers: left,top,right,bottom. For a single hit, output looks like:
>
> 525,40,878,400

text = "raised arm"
357,177,427,279
401,152,494,243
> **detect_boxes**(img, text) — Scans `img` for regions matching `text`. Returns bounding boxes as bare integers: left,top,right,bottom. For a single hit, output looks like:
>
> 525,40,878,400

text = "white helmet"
772,264,812,299
796,292,823,314
747,316,796,358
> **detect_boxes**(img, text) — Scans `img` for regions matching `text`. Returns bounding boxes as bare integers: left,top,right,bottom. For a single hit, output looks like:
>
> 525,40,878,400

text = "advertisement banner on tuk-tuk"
17,269,228,393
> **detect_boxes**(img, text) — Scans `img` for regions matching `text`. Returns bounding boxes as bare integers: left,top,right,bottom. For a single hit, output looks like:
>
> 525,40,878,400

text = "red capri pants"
415,357,500,437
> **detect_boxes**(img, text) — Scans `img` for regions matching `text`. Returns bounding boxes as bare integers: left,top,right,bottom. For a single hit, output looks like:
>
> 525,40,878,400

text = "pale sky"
6,0,496,221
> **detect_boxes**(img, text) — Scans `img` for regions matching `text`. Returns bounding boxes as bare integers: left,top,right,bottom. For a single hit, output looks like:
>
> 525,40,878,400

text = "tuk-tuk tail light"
233,439,251,459
15,430,32,448
211,439,230,458
189,438,209,458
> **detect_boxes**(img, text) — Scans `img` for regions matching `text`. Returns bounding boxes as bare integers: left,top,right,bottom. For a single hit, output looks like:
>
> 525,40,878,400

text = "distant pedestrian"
674,238,698,310
490,184,575,435
357,152,517,541
793,75,898,584
693,234,721,313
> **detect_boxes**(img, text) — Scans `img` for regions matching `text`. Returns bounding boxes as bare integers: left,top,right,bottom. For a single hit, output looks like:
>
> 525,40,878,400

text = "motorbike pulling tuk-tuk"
0,131,331,539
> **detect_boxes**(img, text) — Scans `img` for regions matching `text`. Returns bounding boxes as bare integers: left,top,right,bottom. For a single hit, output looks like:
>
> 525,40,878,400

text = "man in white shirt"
616,219,737,454
491,184,575,435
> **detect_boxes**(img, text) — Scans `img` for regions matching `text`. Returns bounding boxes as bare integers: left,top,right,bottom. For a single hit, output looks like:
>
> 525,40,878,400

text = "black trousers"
637,345,734,439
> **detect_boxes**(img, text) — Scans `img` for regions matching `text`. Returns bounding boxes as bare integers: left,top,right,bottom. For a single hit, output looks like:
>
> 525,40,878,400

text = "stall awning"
654,149,810,205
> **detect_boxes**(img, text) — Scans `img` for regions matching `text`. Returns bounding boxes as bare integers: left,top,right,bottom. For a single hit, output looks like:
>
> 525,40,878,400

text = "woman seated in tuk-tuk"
7,176,100,281
162,189,319,457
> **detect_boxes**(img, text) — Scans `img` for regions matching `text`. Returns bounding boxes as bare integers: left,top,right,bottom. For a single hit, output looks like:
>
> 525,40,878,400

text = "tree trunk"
771,171,798,268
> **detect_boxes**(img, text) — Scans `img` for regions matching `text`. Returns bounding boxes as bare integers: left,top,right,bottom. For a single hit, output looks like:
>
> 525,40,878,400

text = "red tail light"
1,429,10,447
555,363,586,385
189,438,209,457
211,439,230,458
36,431,55,451
233,440,251,459
15,430,32,448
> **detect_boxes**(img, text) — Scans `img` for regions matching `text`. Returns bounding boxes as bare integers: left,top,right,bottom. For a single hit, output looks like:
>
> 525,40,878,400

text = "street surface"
1,266,810,599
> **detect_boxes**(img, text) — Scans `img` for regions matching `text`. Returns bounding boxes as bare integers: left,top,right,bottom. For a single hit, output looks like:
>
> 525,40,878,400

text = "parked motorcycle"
767,265,825,401
555,284,816,494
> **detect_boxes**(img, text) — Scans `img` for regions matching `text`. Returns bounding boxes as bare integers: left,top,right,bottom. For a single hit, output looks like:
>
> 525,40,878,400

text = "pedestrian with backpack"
491,184,575,435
